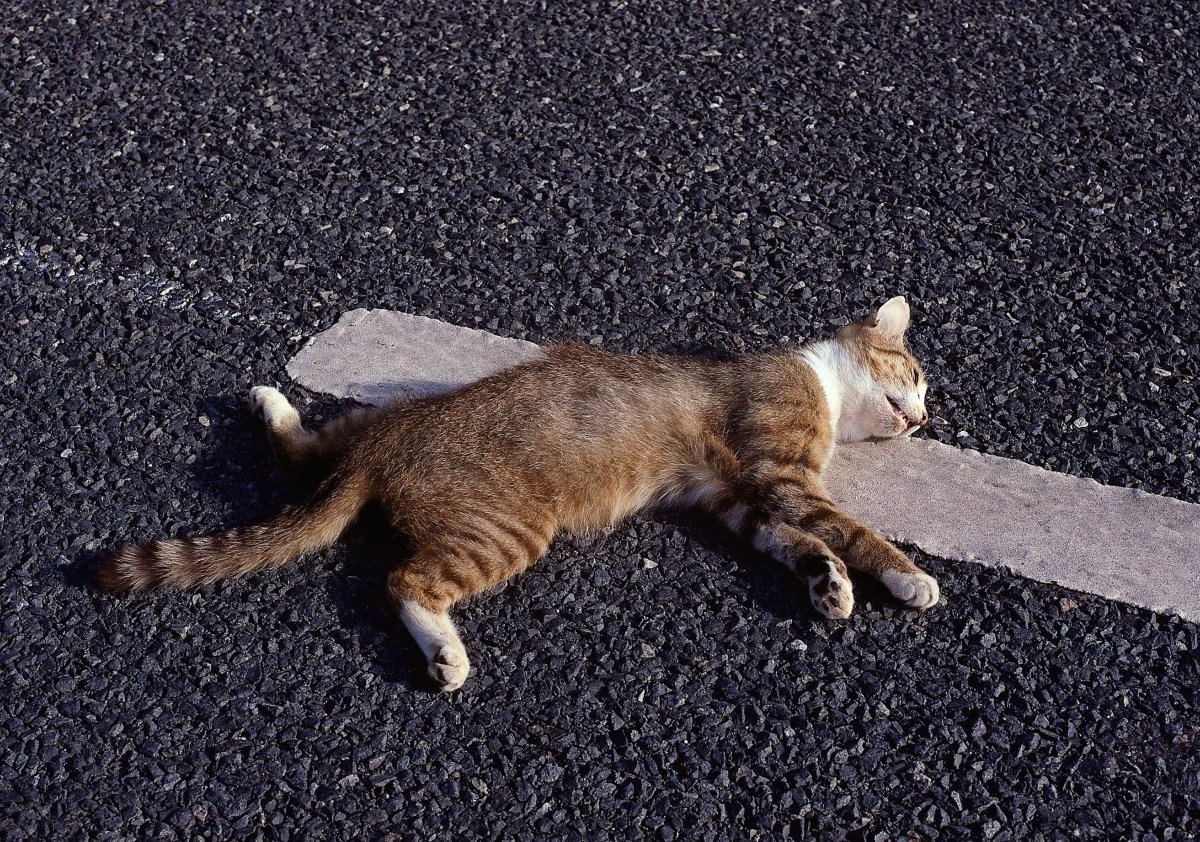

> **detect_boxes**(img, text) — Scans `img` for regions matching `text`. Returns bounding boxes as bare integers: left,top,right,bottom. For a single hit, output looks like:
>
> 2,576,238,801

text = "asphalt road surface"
2,0,1198,838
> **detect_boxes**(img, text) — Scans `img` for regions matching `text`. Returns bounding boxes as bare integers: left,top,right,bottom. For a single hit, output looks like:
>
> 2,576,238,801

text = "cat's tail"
94,470,370,594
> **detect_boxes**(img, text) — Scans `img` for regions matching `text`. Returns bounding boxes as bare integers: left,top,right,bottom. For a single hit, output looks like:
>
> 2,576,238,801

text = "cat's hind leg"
388,567,473,692
249,386,383,480
388,516,554,691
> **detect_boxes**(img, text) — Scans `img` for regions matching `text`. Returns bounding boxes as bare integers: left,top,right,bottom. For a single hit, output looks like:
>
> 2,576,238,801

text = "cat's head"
821,296,929,443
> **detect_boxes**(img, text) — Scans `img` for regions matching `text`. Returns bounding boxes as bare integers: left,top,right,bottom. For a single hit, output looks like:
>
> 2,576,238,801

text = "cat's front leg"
712,497,855,618
751,468,940,610
711,499,856,619
801,506,940,609
876,567,940,609
751,521,856,619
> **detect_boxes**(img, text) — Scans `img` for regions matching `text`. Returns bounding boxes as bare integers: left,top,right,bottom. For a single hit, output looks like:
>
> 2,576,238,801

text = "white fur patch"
808,562,855,619
249,385,300,430
398,600,471,691
798,340,842,431
721,503,749,534
799,340,879,443
878,569,940,609
667,475,728,510
752,525,787,563
398,600,455,657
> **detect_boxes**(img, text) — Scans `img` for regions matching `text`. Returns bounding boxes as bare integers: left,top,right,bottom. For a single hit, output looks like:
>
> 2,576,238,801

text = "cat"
96,296,938,691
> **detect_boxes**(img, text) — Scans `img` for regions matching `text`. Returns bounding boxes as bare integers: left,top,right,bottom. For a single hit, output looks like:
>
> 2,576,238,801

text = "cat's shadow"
70,391,269,588
324,507,431,691
185,391,357,514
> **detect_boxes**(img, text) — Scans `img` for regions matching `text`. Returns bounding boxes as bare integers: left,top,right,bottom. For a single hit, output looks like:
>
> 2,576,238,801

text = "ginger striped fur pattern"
97,296,939,691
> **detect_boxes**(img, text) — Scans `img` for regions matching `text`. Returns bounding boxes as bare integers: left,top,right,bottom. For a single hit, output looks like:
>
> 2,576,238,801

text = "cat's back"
401,343,716,422
351,344,832,533
369,343,827,449
358,345,715,475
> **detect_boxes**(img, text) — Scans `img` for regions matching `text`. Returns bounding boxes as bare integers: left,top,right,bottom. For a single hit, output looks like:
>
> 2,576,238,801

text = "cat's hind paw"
809,559,855,620
879,569,940,610
428,645,470,692
249,385,298,428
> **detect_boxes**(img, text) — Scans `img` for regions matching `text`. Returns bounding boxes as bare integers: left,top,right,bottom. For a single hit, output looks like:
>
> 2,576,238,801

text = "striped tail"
95,472,368,594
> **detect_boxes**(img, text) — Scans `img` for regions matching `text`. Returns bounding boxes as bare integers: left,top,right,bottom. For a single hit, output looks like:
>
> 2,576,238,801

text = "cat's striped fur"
97,297,938,691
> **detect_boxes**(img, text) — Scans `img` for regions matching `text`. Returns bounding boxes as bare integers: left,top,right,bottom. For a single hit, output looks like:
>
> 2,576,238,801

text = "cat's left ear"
872,296,910,341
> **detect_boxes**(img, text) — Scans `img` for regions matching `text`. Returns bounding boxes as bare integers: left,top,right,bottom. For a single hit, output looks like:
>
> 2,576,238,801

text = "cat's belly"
553,459,726,535
554,474,662,534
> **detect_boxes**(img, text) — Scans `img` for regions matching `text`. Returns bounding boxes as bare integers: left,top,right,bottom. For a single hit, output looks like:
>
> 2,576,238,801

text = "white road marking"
288,309,1200,620
826,439,1197,618
287,309,542,406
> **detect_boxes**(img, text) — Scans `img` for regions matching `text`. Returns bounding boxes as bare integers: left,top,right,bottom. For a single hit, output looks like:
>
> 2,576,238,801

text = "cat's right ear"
870,296,910,341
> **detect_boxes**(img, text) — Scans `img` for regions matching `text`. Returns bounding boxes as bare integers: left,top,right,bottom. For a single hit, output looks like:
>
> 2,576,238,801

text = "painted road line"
826,439,1198,618
288,309,543,405
287,309,1200,620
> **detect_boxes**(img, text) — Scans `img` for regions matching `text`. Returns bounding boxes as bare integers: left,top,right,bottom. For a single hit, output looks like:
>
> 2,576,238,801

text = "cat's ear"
871,296,910,341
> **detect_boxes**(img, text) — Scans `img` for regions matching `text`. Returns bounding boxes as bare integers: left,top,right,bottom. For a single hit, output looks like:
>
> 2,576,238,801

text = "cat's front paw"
809,558,855,620
428,645,470,692
879,569,940,610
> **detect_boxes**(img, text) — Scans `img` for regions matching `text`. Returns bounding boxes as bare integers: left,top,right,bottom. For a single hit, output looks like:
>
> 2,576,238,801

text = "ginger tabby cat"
98,296,938,691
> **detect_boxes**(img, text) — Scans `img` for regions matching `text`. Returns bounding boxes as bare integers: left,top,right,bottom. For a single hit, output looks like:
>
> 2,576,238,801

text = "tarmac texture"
2,0,1198,838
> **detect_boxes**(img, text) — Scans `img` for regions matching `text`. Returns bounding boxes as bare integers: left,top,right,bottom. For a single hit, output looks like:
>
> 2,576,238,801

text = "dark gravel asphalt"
2,0,1198,838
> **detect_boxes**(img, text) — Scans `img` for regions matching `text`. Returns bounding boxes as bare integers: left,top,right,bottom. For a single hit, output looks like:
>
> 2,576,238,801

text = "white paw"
248,385,297,426
428,645,470,692
879,569,940,609
809,562,855,620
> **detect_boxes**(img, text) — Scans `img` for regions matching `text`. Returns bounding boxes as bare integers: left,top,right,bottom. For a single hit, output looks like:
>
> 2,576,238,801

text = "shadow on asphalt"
62,392,273,591
327,507,431,692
